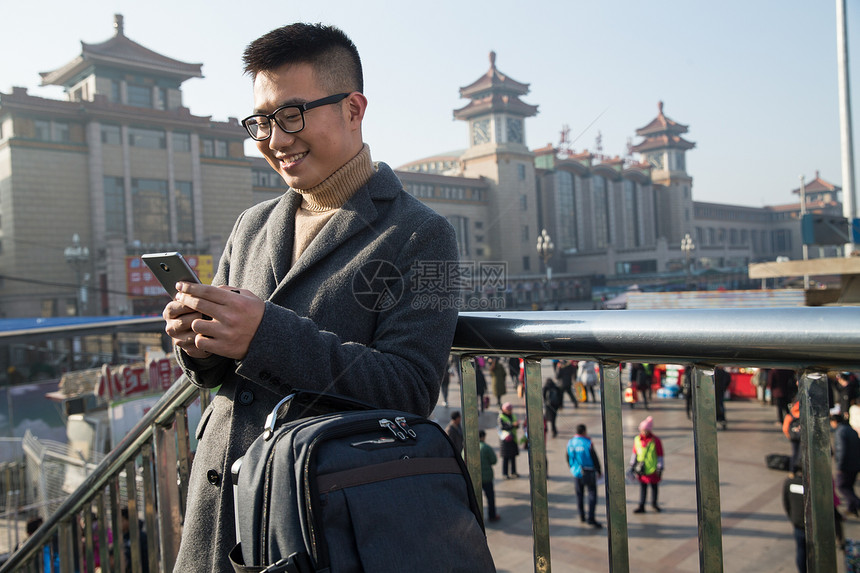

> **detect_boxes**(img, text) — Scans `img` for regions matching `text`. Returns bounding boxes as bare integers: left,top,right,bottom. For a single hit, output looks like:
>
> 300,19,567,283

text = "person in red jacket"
629,416,664,513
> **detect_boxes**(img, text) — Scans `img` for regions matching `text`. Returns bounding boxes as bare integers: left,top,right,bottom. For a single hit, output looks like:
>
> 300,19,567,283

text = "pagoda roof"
459,51,531,99
453,93,538,120
635,101,689,137
791,171,841,195
630,133,696,153
40,15,202,87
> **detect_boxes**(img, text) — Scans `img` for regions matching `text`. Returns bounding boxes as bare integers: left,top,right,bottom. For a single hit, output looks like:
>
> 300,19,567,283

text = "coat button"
207,469,220,486
238,390,254,405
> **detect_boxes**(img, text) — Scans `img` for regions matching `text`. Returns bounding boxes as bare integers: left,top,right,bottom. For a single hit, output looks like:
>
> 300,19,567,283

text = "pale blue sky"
1,0,858,208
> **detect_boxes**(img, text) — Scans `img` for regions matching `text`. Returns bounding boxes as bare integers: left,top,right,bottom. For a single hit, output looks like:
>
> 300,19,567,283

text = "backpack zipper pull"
379,418,406,441
394,416,417,439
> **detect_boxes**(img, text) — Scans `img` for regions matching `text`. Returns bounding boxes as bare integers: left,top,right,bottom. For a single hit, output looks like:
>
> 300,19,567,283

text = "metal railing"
3,306,859,572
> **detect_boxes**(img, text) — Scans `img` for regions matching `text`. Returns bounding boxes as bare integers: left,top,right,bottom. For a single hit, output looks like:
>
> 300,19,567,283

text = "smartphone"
141,252,201,298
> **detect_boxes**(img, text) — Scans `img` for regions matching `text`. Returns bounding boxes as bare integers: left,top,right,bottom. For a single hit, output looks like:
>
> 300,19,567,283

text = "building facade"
0,17,841,318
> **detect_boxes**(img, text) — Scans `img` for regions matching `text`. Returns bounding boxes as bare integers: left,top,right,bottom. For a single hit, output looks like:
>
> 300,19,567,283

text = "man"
478,430,500,522
555,359,578,409
166,24,459,572
445,411,464,454
831,413,860,516
769,368,797,424
567,424,603,528
782,469,807,573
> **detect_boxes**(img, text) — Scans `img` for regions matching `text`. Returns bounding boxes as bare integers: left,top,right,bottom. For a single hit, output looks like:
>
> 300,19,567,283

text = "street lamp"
681,233,696,289
64,233,90,316
536,229,555,304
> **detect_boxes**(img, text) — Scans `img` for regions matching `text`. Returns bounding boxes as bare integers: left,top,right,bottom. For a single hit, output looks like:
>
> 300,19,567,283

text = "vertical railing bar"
126,460,142,573
96,491,109,572
140,443,161,572
82,507,95,573
58,519,73,573
691,365,724,573
175,405,191,520
800,370,837,572
109,475,126,573
599,361,630,572
154,418,182,572
524,358,551,573
459,356,483,514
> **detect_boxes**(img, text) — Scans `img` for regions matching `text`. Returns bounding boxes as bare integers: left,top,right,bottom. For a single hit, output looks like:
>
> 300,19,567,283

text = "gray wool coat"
172,163,459,572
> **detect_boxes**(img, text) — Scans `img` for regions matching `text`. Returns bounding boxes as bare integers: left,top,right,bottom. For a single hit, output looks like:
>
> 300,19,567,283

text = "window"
103,176,126,235
128,127,165,149
53,122,70,142
623,179,640,247
132,178,169,244
215,140,227,157
202,139,213,156
172,132,191,152
202,138,228,157
127,84,153,108
593,176,610,249
101,125,121,145
557,171,577,251
447,215,469,257
518,164,526,180
475,221,483,229
520,195,528,211
521,225,529,243
522,256,531,271
175,181,194,243
34,120,51,141
154,87,167,111
110,80,121,103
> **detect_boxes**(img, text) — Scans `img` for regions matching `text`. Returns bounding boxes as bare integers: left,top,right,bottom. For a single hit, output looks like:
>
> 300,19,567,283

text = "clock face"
472,119,490,145
507,118,523,144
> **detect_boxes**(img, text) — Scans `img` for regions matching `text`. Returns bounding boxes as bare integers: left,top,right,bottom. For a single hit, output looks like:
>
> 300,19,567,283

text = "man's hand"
165,282,265,360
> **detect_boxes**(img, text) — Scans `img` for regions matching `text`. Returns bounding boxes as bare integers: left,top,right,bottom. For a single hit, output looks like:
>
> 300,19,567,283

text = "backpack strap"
229,544,316,573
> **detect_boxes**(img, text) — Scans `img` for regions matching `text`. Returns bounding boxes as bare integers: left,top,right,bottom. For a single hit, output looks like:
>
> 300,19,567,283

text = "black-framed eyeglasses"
241,93,350,141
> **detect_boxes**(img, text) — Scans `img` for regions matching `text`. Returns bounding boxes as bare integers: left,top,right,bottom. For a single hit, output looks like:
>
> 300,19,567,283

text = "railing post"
524,358,551,573
691,366,724,573
154,420,182,571
800,370,837,572
57,519,73,573
126,460,142,573
598,362,630,572
140,443,160,572
459,356,483,514
175,406,192,519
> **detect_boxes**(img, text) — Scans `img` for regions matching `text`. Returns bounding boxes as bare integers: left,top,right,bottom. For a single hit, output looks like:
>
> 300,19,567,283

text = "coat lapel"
272,186,380,298
267,192,303,292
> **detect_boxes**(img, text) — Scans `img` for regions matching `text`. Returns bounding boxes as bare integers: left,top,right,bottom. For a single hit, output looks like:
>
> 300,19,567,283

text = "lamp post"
64,233,90,316
681,233,696,289
536,229,555,305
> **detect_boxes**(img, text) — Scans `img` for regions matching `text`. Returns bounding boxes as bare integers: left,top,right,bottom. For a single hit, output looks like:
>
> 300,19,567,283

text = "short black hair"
451,411,461,420
576,424,586,435
479,430,486,439
26,517,43,536
243,23,363,94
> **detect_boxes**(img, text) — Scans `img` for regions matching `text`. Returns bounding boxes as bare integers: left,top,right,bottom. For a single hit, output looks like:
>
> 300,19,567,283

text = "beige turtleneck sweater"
291,144,374,264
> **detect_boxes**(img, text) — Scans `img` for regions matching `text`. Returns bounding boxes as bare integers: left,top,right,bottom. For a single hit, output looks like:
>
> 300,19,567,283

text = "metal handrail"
3,306,859,572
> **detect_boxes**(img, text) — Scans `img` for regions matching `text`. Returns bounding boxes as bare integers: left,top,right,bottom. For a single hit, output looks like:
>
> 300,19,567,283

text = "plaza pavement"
431,360,854,573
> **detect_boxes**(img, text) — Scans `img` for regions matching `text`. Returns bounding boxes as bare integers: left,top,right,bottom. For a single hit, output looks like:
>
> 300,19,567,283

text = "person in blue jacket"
567,424,603,528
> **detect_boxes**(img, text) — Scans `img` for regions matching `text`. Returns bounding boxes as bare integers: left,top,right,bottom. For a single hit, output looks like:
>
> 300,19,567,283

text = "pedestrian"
489,356,507,408
832,413,860,516
498,402,520,479
164,23,460,573
479,430,500,522
120,506,148,573
782,469,807,573
577,360,600,403
475,359,488,412
769,368,797,424
507,357,521,391
542,377,562,438
567,424,603,529
555,359,579,409
714,367,730,430
631,363,651,410
832,371,860,421
783,400,801,474
683,367,693,419
629,416,664,513
440,356,456,408
751,367,768,405
445,411,464,455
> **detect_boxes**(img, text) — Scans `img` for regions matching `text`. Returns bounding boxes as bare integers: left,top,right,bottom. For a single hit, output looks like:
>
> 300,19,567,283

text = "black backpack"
229,390,496,573
546,383,562,409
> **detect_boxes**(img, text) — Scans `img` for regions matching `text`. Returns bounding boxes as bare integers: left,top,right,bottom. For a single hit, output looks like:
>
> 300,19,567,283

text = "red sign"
126,255,214,297
96,358,183,401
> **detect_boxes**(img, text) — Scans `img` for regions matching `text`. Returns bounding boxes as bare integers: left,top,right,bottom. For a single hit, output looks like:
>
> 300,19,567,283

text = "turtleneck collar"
292,144,374,212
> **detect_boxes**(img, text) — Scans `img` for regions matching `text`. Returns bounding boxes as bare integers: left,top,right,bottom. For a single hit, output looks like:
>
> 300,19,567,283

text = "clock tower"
454,52,539,276
630,101,696,246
